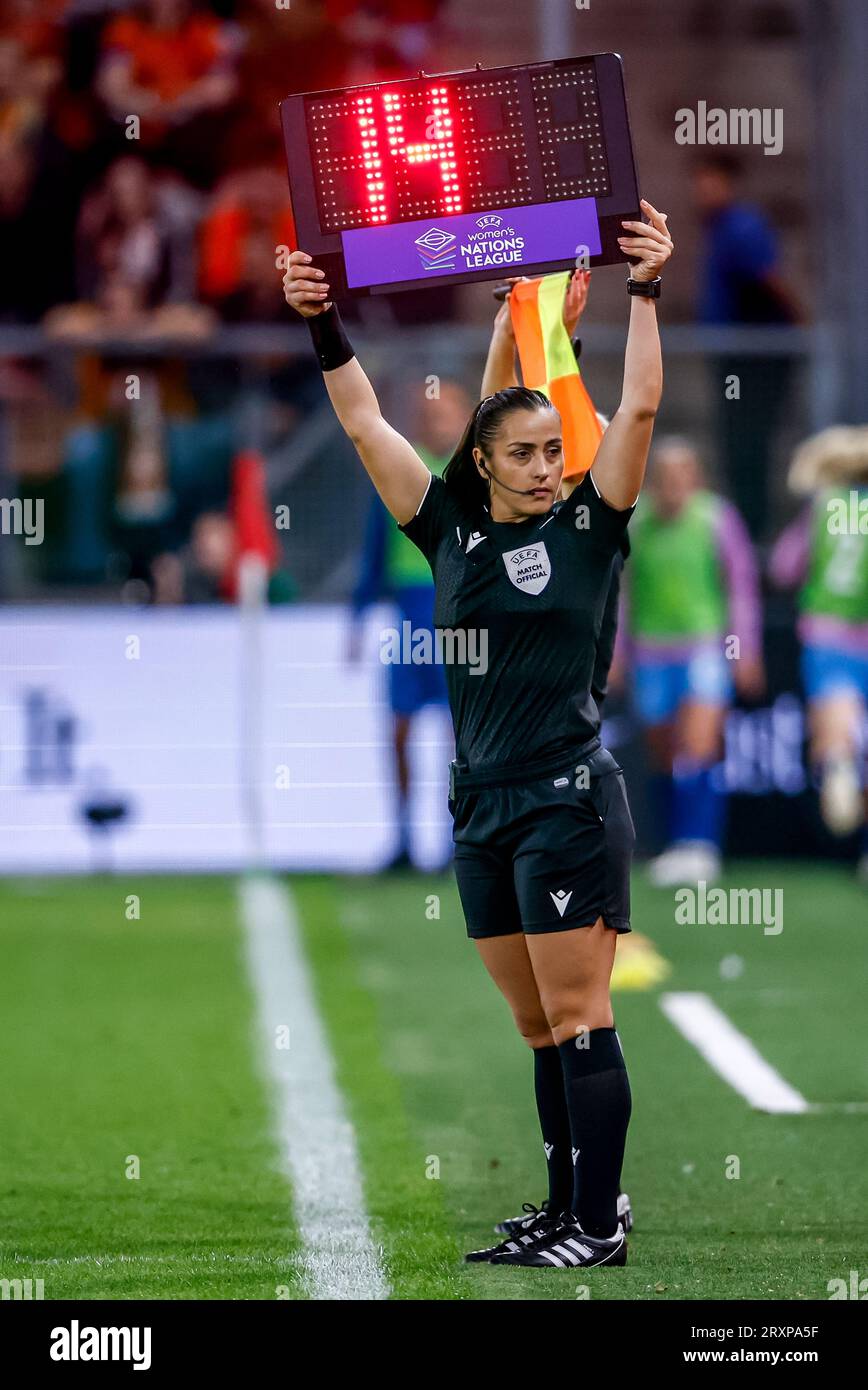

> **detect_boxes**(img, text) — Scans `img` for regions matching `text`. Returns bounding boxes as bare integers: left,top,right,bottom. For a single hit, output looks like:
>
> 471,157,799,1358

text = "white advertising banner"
0,606,453,874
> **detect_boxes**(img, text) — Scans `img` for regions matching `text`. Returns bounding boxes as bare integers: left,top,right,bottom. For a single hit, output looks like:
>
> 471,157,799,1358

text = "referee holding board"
284,199,674,1269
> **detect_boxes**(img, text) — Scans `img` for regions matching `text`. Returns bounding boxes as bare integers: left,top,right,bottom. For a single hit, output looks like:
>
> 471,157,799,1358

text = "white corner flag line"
660,992,809,1114
239,875,390,1300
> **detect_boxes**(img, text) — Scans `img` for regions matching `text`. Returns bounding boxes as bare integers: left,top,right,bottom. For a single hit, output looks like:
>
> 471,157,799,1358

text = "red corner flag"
227,449,280,600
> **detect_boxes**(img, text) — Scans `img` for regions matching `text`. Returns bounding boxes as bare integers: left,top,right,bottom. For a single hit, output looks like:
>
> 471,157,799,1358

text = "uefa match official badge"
502,542,552,595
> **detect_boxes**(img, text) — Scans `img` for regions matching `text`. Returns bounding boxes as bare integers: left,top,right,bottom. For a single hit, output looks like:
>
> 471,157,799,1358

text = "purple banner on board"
341,198,601,289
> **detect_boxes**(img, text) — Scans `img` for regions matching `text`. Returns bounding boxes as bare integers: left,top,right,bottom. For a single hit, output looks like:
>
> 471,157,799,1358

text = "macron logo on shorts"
550,888,572,918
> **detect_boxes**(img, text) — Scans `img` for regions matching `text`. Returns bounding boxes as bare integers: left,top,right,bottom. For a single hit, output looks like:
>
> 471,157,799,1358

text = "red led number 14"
355,87,462,224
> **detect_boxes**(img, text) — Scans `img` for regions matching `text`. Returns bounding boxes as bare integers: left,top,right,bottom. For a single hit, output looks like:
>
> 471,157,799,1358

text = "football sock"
671,758,723,848
393,786,411,859
558,1028,632,1237
532,1043,574,1214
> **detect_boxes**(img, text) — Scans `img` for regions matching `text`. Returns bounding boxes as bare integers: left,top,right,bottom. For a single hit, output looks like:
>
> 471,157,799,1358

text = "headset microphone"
481,462,547,498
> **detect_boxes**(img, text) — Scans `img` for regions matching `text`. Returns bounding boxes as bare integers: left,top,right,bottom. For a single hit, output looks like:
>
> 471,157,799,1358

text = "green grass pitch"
0,864,865,1300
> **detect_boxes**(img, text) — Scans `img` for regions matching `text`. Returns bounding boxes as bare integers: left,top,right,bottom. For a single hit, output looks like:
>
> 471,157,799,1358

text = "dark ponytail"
443,386,553,514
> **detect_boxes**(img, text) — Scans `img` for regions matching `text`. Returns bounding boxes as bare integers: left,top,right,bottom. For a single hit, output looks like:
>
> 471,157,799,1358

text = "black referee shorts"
449,742,635,939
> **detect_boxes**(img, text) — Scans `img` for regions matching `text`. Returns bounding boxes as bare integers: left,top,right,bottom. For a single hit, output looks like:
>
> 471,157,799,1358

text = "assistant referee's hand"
283,250,332,316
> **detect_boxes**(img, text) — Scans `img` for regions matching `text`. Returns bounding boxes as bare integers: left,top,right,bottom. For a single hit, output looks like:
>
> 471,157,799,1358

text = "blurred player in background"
618,438,764,885
693,151,803,541
769,427,868,870
349,379,470,869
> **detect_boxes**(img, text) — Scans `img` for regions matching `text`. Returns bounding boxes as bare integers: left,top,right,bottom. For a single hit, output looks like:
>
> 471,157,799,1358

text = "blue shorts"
387,585,448,717
802,644,868,704
633,647,733,725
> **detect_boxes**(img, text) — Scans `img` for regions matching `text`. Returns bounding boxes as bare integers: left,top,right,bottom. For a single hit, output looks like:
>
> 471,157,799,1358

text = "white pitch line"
238,874,390,1300
660,991,809,1114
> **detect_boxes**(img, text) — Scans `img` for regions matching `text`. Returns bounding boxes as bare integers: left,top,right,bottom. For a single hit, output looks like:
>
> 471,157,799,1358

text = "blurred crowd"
0,0,447,599
0,0,446,328
0,0,810,602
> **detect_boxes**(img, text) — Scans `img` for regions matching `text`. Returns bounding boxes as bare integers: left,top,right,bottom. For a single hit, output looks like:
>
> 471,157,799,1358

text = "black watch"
627,276,662,299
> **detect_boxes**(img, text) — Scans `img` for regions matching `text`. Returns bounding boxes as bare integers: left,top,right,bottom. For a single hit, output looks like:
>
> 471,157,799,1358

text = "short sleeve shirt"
399,471,633,770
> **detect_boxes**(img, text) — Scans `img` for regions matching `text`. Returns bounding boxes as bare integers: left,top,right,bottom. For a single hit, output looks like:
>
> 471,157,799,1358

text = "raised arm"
283,251,430,525
480,296,519,397
590,201,673,511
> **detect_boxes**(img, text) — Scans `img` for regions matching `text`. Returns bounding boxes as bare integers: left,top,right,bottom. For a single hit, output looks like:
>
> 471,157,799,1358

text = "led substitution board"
280,53,640,296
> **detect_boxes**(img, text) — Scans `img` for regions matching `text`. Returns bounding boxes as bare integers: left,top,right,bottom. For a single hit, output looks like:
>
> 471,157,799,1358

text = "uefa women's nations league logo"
414,226,458,270
413,214,524,273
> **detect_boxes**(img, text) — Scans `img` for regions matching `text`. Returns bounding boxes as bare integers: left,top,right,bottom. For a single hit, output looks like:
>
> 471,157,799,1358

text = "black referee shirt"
399,470,633,771
592,539,629,711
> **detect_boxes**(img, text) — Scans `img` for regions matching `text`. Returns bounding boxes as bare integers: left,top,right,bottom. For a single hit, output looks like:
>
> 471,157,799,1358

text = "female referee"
284,199,673,1269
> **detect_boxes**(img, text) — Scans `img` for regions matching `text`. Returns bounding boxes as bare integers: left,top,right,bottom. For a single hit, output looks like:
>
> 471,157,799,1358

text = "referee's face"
479,407,564,522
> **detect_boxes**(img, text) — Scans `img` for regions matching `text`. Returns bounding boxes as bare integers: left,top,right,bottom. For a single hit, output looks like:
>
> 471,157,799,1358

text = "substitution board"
280,53,640,297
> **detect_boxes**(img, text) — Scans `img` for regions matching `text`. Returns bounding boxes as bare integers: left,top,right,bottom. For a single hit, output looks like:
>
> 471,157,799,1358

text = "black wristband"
307,305,355,372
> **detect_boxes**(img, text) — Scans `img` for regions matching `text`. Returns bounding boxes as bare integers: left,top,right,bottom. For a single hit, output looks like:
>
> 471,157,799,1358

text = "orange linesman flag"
509,273,603,480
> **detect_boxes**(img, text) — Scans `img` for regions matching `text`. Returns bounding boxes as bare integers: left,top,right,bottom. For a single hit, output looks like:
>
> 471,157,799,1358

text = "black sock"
532,1044,574,1215
558,1028,632,1238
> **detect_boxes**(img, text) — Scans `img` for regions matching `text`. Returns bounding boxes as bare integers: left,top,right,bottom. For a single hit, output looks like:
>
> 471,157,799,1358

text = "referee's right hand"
283,250,332,316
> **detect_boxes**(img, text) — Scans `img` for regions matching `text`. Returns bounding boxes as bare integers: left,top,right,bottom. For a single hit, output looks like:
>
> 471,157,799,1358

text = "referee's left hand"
618,199,674,282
